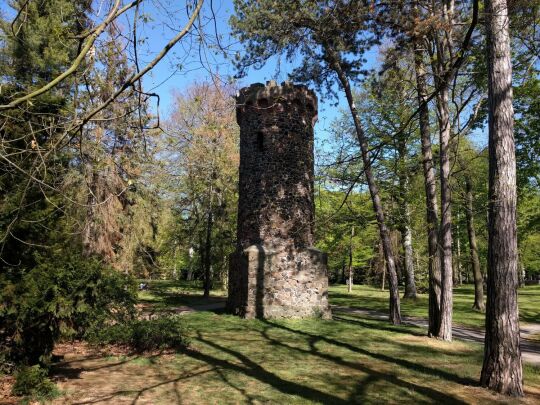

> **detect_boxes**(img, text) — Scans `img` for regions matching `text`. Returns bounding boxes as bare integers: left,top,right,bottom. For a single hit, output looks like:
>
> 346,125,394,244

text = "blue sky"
0,0,486,149
129,0,364,144
0,0,359,149
130,0,489,151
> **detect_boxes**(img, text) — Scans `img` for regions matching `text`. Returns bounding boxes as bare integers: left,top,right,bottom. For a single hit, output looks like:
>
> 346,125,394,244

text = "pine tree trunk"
465,178,484,312
381,252,386,291
480,0,523,395
348,226,354,293
436,85,454,342
328,50,401,324
397,141,417,299
455,211,462,286
431,0,455,339
187,264,193,281
518,261,525,288
402,217,417,299
414,39,442,336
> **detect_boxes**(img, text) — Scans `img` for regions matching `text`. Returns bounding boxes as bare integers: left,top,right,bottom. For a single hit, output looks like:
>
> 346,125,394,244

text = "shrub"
0,249,137,365
12,365,59,401
86,315,190,352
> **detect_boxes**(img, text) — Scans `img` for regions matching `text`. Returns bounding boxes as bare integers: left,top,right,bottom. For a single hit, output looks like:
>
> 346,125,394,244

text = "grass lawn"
137,279,227,311
48,280,540,404
329,284,540,328
53,311,540,404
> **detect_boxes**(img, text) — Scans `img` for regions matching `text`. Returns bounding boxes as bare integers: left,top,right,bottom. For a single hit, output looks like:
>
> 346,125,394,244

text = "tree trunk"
327,48,401,324
397,139,417,299
465,178,484,312
480,0,523,395
203,209,213,298
402,214,417,299
431,0,455,340
414,38,442,336
381,243,386,291
435,86,454,341
518,260,525,288
457,235,462,285
455,212,463,286
348,226,354,293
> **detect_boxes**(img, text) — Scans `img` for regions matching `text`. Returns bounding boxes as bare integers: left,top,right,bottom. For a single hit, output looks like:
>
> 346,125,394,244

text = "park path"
332,305,540,366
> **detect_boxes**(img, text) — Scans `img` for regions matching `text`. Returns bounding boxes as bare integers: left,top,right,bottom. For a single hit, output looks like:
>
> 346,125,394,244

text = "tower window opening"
257,131,265,152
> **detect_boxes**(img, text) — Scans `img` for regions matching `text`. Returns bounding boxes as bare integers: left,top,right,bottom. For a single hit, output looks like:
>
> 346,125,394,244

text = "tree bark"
413,39,442,336
457,242,462,285
465,178,484,312
203,176,214,298
455,212,463,286
435,84,453,342
480,0,523,395
397,140,417,299
518,260,525,288
402,208,417,299
348,226,354,293
430,0,454,341
203,208,213,298
186,262,194,281
327,48,401,324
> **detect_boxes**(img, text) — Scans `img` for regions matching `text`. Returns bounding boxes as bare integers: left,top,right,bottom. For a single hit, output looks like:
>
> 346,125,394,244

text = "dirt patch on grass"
398,334,475,352
49,342,211,404
0,374,18,405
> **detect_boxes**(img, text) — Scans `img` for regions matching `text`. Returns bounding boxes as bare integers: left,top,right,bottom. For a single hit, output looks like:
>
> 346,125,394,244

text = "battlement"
236,81,318,124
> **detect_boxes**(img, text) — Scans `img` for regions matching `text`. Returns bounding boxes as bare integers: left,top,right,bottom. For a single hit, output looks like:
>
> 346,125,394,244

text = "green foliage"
0,248,137,365
514,76,540,189
231,0,377,96
12,365,60,401
518,190,540,276
86,315,190,352
315,189,378,283
158,82,239,284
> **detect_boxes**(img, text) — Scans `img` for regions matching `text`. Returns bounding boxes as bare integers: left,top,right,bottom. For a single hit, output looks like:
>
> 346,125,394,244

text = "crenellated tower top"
236,81,318,126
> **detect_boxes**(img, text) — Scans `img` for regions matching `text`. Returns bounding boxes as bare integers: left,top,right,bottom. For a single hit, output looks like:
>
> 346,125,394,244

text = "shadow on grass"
186,326,469,404
138,279,226,311
52,354,142,381
53,319,477,405
186,332,351,404
72,368,215,405
521,310,540,325
332,314,426,337
260,320,476,387
329,292,390,310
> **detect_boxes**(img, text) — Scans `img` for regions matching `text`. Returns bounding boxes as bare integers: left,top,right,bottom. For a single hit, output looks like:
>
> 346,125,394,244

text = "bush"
86,315,190,352
12,365,59,401
0,249,137,365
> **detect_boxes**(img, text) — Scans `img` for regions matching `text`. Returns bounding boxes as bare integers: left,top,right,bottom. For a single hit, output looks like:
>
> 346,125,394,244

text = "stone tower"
227,81,331,319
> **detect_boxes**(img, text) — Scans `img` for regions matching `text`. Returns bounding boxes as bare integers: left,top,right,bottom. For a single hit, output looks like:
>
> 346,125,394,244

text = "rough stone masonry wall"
227,81,331,319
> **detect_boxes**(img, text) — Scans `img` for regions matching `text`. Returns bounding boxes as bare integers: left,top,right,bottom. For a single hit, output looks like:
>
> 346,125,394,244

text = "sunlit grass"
50,280,540,404
137,279,227,310
329,283,540,328
56,309,540,404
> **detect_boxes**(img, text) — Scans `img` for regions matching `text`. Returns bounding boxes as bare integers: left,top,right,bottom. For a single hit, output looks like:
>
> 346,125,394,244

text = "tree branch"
0,0,140,111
